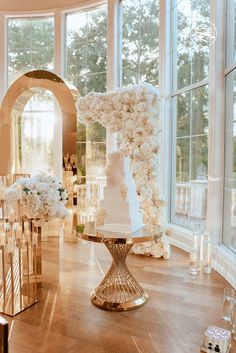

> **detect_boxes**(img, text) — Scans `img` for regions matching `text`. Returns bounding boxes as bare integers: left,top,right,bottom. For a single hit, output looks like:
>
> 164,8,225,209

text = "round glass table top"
76,221,163,244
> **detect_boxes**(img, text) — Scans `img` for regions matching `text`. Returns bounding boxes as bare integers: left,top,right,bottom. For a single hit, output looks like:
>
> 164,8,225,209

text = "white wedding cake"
97,151,144,235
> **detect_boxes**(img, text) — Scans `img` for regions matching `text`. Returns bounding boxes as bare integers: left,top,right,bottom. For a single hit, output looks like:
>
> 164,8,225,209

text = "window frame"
169,0,210,229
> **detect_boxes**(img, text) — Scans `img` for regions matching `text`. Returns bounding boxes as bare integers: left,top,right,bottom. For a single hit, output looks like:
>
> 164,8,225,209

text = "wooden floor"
4,237,236,353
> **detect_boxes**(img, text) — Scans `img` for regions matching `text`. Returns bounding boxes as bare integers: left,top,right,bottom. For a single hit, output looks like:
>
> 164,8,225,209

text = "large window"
122,0,159,86
16,90,55,175
223,0,236,252
171,0,210,229
7,17,54,86
7,16,55,177
66,6,107,179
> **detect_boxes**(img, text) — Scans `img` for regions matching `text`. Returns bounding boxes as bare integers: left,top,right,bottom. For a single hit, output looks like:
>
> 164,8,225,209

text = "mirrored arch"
0,70,79,179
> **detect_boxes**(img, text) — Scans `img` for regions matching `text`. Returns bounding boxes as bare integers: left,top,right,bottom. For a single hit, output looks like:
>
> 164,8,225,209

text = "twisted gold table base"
91,241,148,311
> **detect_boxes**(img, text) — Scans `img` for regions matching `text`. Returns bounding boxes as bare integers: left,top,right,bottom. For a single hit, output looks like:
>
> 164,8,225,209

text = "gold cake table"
77,223,161,311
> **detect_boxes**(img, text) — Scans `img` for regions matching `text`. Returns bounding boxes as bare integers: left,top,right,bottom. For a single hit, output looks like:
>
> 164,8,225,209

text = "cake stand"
77,222,163,311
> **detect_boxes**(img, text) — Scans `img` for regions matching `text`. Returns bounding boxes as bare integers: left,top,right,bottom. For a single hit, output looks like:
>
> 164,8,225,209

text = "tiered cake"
97,151,144,235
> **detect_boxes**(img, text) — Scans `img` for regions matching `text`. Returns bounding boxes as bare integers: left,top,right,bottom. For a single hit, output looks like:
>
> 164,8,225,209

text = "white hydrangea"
6,173,69,222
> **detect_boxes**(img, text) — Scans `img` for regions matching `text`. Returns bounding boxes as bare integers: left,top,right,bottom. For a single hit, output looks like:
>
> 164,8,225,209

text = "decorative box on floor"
0,219,42,316
200,326,231,353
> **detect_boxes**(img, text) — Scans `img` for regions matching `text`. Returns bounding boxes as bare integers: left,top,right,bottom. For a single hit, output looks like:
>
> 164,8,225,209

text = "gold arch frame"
0,70,79,174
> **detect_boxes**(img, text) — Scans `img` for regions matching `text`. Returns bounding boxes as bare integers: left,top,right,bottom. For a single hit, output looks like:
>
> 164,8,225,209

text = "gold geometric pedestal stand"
91,240,148,311
77,223,159,311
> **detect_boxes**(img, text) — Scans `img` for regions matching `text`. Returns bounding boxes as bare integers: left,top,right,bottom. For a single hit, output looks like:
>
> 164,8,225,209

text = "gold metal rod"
0,316,8,353
1,201,4,221
17,200,21,222
26,243,30,304
18,244,22,310
1,247,6,313
34,245,37,302
10,254,14,316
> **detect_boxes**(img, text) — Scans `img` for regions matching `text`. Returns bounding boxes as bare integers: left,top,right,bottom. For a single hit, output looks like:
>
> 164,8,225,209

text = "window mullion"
171,79,208,97
54,10,64,77
107,0,121,152
107,0,121,91
159,0,172,222
207,0,226,244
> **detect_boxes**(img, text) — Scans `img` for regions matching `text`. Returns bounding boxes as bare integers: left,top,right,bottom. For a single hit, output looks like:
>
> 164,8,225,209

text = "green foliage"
122,0,159,87
66,7,107,95
76,224,85,233
87,122,106,142
8,17,54,85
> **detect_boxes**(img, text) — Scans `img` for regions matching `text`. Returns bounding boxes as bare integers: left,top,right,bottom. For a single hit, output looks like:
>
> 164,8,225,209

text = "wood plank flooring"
3,237,236,353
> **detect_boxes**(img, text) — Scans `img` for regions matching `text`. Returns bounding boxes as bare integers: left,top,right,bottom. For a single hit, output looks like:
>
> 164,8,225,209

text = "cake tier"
96,151,144,234
99,199,130,213
104,213,142,225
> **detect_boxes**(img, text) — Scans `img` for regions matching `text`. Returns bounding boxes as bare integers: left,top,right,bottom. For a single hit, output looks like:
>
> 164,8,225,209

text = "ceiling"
0,0,93,12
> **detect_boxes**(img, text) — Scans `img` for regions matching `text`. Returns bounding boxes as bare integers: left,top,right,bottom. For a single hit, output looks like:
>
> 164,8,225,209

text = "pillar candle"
4,223,10,233
24,229,30,243
0,232,6,246
32,232,38,246
0,188,5,201
9,208,15,223
17,185,22,201
14,223,22,240
7,237,15,253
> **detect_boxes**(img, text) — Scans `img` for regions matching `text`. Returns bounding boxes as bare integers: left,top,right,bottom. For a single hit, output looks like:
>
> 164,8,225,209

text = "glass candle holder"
222,288,235,321
230,304,236,340
202,230,212,274
189,224,200,276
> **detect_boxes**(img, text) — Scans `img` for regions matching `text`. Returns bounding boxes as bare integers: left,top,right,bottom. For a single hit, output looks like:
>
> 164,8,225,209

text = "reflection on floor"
4,238,236,353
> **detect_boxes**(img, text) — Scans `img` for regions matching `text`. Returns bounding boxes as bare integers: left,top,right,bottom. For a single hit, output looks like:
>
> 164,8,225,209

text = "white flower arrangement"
5,174,69,222
77,83,170,259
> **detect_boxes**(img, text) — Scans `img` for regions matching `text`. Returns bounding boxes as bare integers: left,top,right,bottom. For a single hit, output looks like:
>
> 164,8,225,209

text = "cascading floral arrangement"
5,174,69,222
77,83,170,259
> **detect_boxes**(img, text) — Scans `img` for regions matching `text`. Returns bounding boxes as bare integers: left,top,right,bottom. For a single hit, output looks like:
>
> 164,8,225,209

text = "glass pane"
8,17,54,86
122,64,139,86
86,143,106,177
191,135,208,180
86,42,107,75
77,123,86,143
77,143,86,177
176,45,191,88
177,91,190,137
66,6,107,179
87,122,106,142
87,7,107,41
223,70,236,252
172,0,210,91
19,90,55,175
192,86,209,135
66,12,87,44
86,73,107,93
172,85,209,228
226,0,236,67
66,6,107,93
176,137,190,182
122,0,159,86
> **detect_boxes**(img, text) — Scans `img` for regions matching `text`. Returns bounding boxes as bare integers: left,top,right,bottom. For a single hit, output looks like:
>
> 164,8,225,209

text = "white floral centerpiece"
77,83,170,259
6,174,69,222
